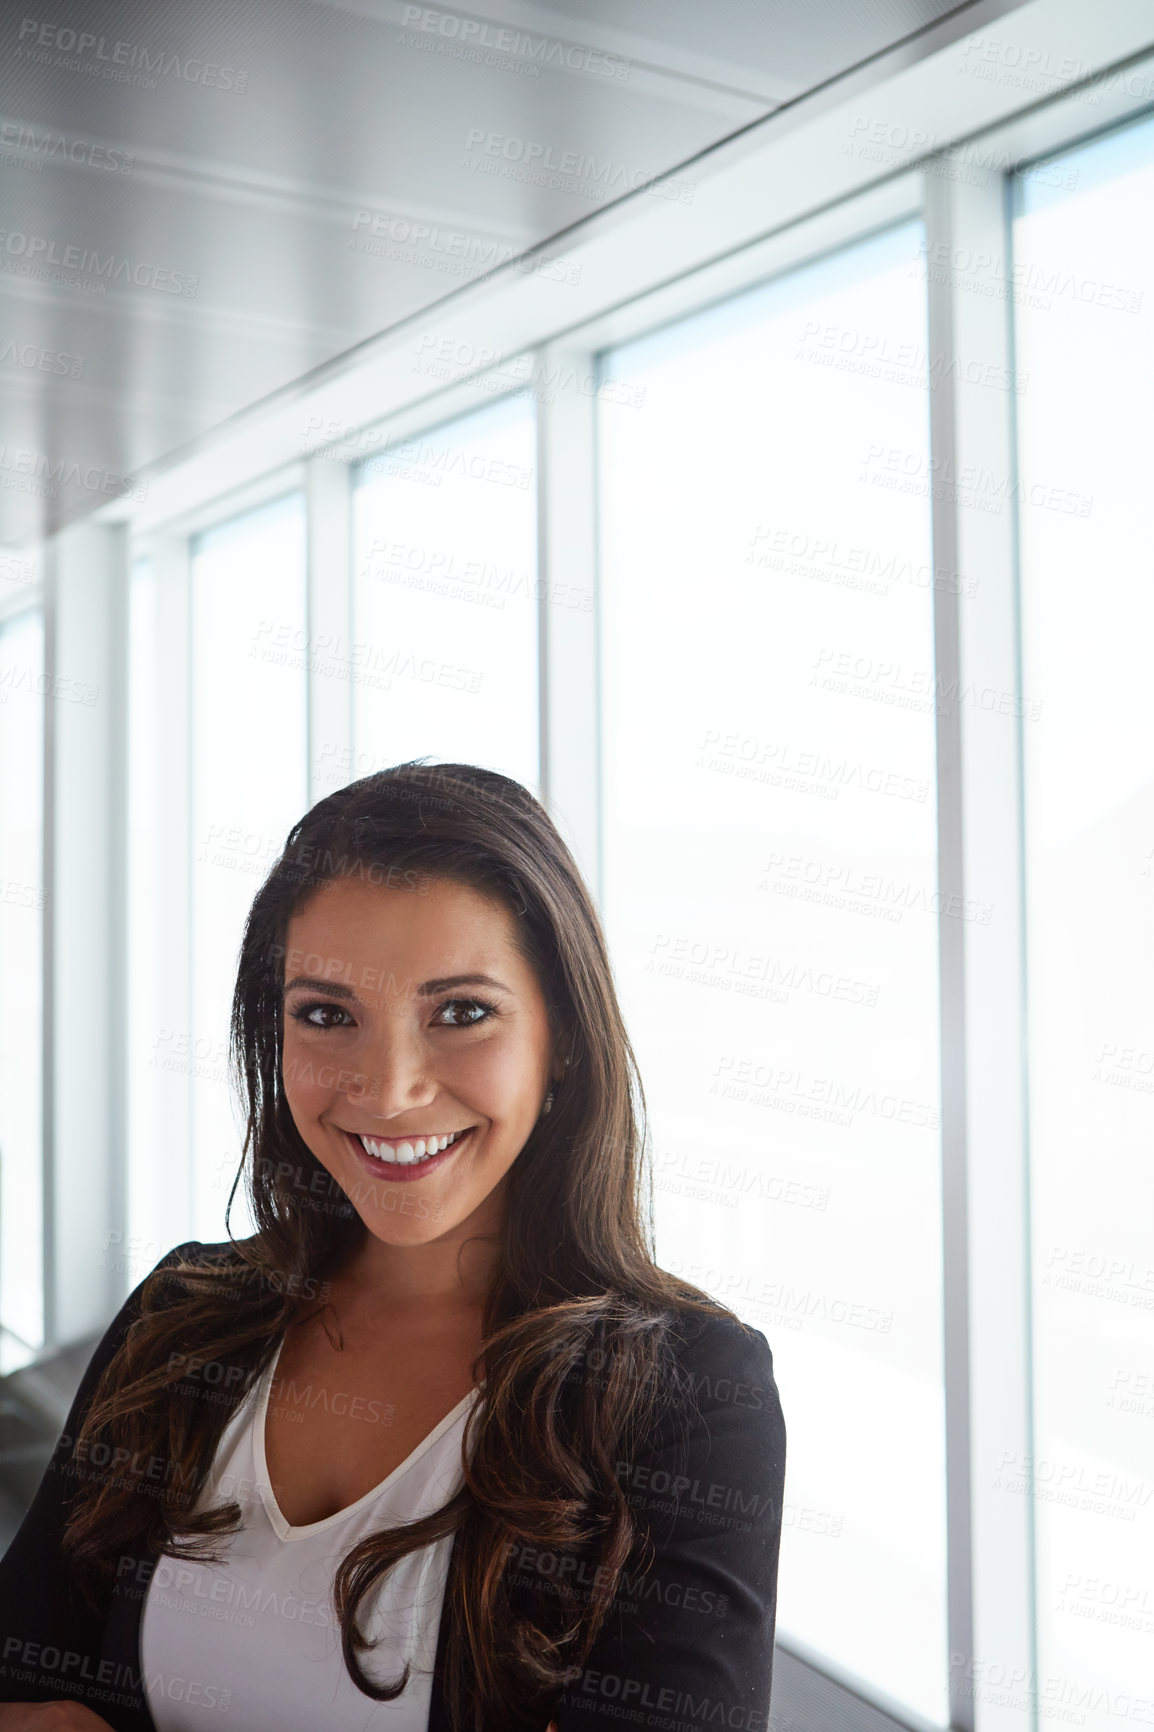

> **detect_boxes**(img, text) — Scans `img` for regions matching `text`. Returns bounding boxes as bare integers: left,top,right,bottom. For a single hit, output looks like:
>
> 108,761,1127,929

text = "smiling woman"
0,760,786,1732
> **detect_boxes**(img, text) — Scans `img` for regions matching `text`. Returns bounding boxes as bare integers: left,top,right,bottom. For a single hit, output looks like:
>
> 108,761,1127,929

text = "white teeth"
358,1129,465,1165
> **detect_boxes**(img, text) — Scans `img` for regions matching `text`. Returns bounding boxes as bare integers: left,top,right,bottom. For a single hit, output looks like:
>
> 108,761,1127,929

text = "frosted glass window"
351,393,538,792
597,222,946,1724
0,609,44,1371
190,496,307,1243
1014,114,1154,1726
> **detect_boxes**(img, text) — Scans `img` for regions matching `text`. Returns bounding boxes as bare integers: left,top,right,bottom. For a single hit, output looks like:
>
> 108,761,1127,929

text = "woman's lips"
342,1125,474,1183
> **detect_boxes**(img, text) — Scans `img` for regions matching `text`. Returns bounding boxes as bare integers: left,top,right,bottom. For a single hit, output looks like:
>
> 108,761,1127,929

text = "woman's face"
280,873,564,1254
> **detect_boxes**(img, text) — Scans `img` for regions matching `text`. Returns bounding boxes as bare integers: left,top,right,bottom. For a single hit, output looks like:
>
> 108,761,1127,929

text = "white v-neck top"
140,1338,479,1730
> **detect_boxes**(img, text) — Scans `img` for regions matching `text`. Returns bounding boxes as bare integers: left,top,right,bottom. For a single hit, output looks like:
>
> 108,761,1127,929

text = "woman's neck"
339,1231,500,1313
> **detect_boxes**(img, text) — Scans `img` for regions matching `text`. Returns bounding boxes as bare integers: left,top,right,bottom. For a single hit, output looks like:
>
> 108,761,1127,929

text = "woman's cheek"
282,1034,341,1121
453,1029,519,1091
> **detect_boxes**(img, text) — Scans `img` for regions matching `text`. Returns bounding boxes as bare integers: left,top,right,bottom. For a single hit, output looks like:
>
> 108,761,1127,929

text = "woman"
0,760,786,1732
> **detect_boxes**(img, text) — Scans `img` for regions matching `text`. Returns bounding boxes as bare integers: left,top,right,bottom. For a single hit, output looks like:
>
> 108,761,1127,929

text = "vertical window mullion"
45,524,129,1342
535,343,601,900
923,160,1036,1732
41,558,58,1352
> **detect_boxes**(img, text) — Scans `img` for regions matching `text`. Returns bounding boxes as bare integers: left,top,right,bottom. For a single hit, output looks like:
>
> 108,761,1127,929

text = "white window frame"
10,3,1154,1725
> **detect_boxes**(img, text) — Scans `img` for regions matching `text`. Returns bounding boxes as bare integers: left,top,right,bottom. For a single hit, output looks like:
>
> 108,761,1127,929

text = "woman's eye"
435,997,497,1028
287,997,497,1031
289,1001,353,1030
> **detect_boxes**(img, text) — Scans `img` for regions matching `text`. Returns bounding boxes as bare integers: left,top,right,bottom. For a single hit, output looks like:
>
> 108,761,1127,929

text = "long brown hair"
61,760,732,1729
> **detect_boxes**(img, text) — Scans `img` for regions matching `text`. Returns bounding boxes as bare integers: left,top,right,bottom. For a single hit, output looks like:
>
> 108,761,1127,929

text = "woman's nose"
343,1030,437,1117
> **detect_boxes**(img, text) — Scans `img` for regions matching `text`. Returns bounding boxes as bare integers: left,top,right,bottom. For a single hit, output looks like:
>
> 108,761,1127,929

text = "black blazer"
0,1241,786,1731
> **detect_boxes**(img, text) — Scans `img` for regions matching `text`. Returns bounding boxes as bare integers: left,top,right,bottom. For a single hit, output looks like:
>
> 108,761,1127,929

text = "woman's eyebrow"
283,975,359,1001
417,972,512,996
282,972,512,1000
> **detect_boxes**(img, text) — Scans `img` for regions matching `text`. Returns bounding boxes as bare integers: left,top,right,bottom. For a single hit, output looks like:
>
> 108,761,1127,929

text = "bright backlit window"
351,393,539,791
1014,113,1154,1724
189,496,307,1242
597,221,948,1724
128,497,307,1264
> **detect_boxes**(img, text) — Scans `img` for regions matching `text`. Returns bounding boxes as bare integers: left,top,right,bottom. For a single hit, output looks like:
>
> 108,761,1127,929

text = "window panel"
0,609,44,1371
189,495,307,1244
597,221,947,1724
1014,113,1154,1723
351,393,539,791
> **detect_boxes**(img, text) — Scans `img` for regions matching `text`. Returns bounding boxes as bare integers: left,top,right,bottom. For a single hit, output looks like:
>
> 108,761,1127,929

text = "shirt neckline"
253,1336,481,1542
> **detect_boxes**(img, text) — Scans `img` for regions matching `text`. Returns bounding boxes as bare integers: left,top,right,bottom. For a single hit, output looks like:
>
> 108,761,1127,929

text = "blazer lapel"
99,1548,159,1732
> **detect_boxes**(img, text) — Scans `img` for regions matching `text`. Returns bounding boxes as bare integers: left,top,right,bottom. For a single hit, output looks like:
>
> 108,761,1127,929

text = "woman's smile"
340,1123,479,1183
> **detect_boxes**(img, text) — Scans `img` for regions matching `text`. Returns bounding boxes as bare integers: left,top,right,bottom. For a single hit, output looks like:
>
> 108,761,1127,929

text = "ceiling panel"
0,0,990,544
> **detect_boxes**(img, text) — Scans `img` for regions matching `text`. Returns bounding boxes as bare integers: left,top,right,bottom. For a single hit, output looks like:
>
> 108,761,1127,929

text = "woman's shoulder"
143,1235,262,1289
646,1299,786,1467
606,1301,785,1547
163,1235,249,1265
664,1301,780,1402
92,1237,248,1356
55,1237,274,1464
